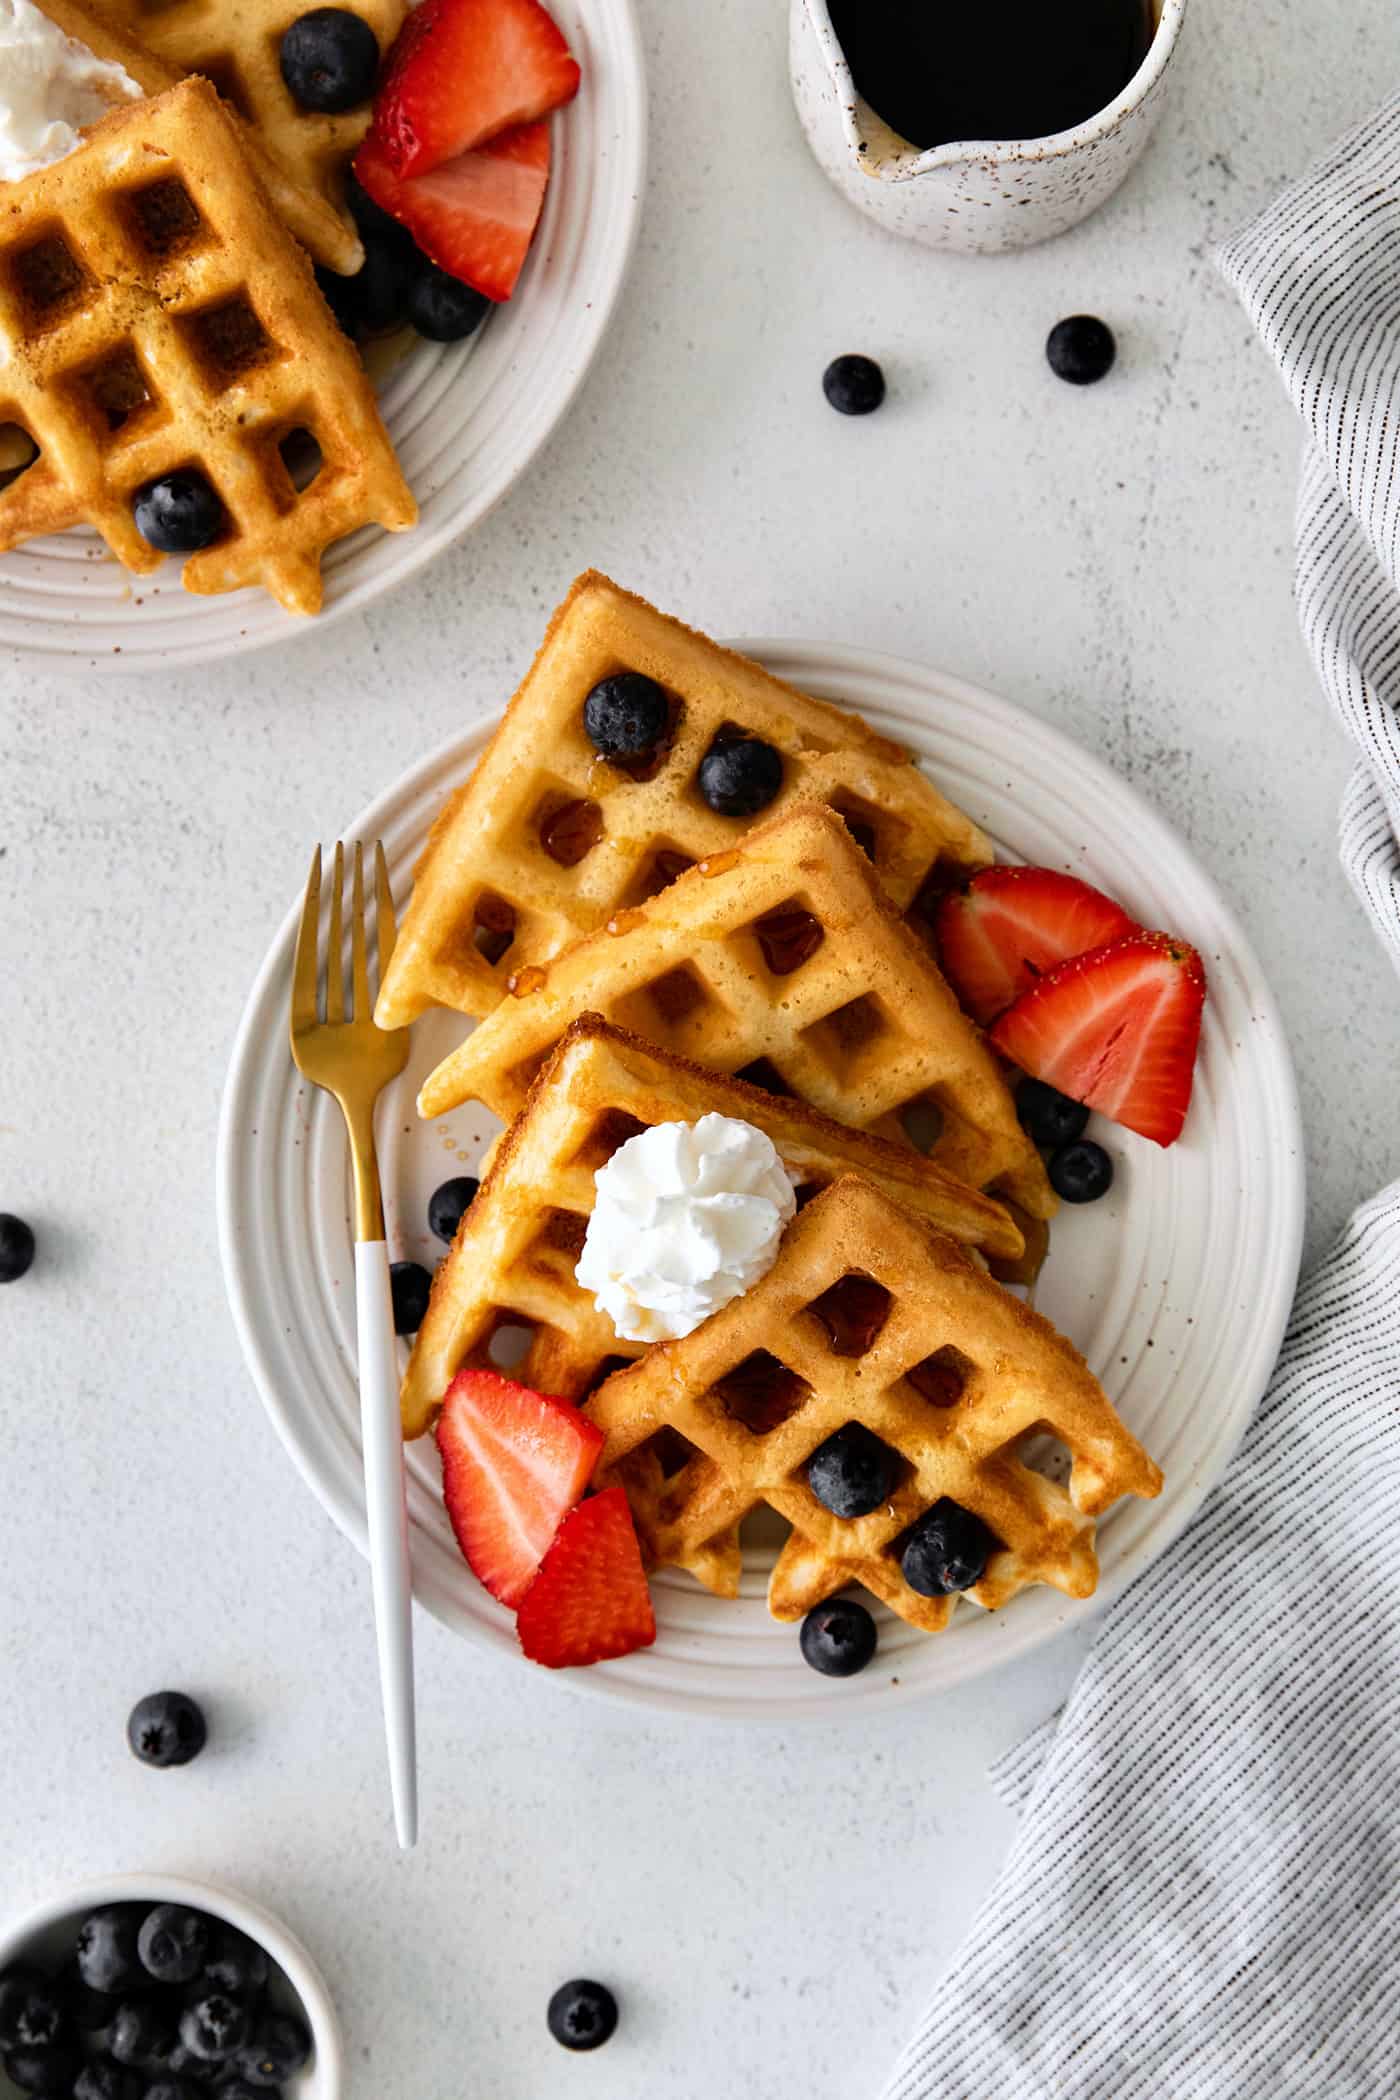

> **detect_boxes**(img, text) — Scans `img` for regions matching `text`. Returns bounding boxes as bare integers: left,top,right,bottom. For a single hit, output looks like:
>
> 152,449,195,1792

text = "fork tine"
351,840,370,1019
375,840,397,983
326,841,346,1023
291,844,322,1034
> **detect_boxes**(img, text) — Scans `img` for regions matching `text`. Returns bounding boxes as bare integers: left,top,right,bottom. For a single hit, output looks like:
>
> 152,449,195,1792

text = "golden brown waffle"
95,0,405,247
375,571,993,1028
417,801,1054,1220
0,80,417,615
400,1014,1025,1438
36,0,361,271
588,1177,1162,1631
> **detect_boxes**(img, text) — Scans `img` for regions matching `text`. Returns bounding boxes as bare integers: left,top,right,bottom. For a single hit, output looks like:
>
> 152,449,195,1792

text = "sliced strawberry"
435,1367,603,1608
935,866,1139,1026
516,1488,657,1669
372,0,580,178
990,932,1206,1147
354,122,550,302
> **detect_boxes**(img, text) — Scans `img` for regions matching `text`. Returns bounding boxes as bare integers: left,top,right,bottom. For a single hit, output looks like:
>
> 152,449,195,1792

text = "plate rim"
216,635,1306,1717
0,0,648,672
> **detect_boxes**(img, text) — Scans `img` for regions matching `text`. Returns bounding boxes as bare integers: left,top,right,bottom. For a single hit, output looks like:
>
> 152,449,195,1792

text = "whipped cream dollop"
575,1115,799,1345
0,0,142,184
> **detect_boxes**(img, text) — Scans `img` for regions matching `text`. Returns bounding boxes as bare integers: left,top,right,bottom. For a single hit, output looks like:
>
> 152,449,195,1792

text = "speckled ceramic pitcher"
789,0,1188,254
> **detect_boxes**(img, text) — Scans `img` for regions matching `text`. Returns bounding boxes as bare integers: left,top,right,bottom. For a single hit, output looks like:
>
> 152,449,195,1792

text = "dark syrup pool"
827,0,1156,151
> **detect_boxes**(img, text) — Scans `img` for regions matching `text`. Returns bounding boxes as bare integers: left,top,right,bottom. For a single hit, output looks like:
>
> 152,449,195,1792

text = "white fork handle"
355,1239,418,1850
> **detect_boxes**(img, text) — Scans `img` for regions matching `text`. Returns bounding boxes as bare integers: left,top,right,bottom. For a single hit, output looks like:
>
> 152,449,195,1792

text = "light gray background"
5,3,1400,2095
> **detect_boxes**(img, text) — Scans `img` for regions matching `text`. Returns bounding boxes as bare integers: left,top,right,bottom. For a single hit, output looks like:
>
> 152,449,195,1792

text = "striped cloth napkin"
881,97,1400,2100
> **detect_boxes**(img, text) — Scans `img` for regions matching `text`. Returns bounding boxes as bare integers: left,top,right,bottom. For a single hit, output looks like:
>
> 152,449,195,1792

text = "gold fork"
291,840,417,1849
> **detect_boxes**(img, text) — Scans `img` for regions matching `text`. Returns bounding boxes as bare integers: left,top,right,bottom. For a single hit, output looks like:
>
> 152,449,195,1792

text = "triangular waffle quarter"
0,80,416,613
375,570,993,1028
35,0,362,272
588,1177,1163,1632
417,801,1054,1222
399,1014,1026,1438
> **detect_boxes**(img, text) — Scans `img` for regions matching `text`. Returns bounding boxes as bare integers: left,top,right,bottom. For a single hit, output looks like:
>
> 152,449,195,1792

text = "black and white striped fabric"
881,98,1400,2100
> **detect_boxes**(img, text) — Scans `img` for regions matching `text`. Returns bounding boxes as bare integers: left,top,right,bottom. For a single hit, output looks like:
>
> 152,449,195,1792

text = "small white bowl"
0,1874,343,2099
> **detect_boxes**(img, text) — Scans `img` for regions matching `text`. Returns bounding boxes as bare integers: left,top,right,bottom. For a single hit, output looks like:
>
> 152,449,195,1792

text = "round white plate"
0,0,645,670
217,641,1304,1718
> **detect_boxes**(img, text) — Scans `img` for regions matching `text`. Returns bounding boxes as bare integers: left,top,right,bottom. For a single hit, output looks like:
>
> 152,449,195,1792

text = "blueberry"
200,1927,267,2000
1048,1137,1114,1203
3,2040,82,2095
279,8,380,111
132,471,224,555
546,1980,618,2052
217,2085,268,2100
75,2066,145,2100
901,1499,994,1597
697,734,783,817
108,1997,177,2070
127,1689,207,1767
178,1993,251,2064
232,2011,311,2085
145,2081,202,2100
428,1176,478,1246
76,1911,144,1996
799,1597,878,1677
822,353,885,415
138,1906,209,1987
1016,1078,1089,1150
390,1260,432,1334
807,1425,896,1519
58,1963,117,2032
406,263,491,342
0,1213,36,1282
583,672,670,760
1046,315,1116,385
0,1971,62,2050
166,2044,224,2086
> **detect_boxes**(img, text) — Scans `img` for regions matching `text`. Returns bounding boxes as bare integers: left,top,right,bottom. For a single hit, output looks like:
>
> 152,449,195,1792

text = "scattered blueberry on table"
697,734,784,817
0,1212,35,1283
822,353,886,415
127,1690,207,1769
799,1597,878,1676
583,671,670,759
428,1175,479,1245
132,472,226,556
1016,1077,1090,1150
1045,314,1116,385
279,7,382,112
547,1978,618,2051
900,1499,994,1597
390,1259,433,1334
1049,1137,1115,1203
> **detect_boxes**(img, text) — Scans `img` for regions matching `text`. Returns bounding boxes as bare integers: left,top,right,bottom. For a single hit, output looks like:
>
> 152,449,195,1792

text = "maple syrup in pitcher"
827,0,1155,151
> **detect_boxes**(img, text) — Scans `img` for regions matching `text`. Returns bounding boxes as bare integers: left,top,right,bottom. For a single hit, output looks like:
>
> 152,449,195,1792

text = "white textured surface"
3,0,1400,2095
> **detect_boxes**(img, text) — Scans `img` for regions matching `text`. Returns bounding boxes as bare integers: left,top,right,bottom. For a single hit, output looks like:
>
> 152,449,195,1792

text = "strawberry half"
516,1488,657,1669
354,122,551,302
435,1367,603,1608
936,866,1139,1026
990,931,1207,1147
372,0,580,178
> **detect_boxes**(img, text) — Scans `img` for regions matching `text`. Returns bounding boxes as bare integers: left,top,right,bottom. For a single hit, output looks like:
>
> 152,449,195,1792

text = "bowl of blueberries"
0,1874,342,2100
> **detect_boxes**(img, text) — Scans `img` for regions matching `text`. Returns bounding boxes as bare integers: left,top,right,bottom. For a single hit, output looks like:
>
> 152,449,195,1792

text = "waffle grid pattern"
375,572,994,1026
100,0,407,232
590,1178,1163,1633
400,1016,1026,1437
418,802,1053,1218
0,83,416,613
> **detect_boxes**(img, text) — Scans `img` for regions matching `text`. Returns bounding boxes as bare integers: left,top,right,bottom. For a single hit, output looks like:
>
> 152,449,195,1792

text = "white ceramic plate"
217,641,1304,1718
0,0,645,671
